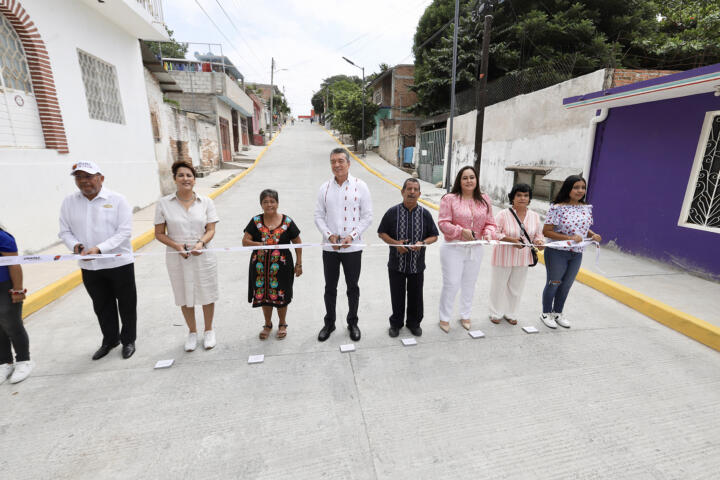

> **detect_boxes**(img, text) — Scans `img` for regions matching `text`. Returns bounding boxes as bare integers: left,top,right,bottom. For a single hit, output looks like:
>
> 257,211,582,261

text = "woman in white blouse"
154,161,219,352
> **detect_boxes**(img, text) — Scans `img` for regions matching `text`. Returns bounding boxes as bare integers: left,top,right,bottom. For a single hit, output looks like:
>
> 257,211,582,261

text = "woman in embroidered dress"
242,189,303,340
438,165,499,333
488,183,544,325
540,175,601,329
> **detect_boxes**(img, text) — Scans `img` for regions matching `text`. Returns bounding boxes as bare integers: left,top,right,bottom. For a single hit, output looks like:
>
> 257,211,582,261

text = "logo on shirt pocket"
103,204,113,209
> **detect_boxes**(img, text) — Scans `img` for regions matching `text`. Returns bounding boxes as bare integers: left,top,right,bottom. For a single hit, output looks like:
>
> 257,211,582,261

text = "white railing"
136,0,164,22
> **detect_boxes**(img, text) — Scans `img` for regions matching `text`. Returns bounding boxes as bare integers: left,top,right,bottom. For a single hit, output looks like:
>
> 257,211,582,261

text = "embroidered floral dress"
244,214,300,307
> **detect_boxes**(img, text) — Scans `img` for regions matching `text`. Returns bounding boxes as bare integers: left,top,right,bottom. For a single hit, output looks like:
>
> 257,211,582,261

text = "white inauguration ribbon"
0,239,599,267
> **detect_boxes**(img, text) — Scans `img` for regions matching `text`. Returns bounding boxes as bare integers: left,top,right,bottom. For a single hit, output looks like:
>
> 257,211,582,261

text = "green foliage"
411,0,720,115
331,86,379,147
272,93,290,115
162,96,180,108
311,75,362,115
366,63,391,84
145,27,188,59
636,0,720,69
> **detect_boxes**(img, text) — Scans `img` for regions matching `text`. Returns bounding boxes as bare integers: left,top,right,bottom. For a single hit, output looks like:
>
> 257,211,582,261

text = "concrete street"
4,122,720,479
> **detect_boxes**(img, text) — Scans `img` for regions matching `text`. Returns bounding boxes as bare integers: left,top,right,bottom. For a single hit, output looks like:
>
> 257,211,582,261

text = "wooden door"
219,117,231,163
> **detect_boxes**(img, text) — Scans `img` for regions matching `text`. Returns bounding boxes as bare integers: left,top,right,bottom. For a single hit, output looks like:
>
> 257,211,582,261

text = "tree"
144,26,188,59
366,63,391,84
635,0,720,69
311,75,362,117
410,0,719,115
331,87,379,149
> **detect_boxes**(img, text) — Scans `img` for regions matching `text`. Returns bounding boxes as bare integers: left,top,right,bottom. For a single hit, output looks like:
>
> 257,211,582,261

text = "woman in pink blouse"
541,175,601,329
488,184,544,325
438,166,498,332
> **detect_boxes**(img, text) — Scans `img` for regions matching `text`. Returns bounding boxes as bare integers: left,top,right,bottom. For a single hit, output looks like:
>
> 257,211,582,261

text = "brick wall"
0,0,69,153
611,69,680,88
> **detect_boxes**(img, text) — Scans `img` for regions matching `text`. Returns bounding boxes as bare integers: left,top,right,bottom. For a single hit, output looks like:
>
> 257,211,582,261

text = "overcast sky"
163,0,433,115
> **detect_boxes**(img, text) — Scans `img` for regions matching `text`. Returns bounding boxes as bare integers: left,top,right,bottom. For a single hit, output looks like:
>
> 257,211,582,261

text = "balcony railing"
137,0,164,22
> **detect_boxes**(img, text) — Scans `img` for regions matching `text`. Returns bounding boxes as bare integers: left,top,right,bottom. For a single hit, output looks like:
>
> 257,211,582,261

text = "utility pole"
444,0,461,192
269,57,274,140
473,12,493,174
342,56,366,156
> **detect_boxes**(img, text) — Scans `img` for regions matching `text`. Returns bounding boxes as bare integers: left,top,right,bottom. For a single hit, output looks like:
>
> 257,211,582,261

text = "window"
150,111,161,142
505,166,558,202
679,112,720,232
373,89,382,105
77,49,125,124
0,12,44,148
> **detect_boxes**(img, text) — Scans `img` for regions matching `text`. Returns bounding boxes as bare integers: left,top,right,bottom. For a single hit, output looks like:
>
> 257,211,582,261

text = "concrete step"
221,161,250,170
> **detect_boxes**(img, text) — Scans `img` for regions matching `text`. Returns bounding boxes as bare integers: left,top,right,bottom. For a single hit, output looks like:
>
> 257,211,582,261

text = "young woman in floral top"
540,175,602,329
438,166,499,332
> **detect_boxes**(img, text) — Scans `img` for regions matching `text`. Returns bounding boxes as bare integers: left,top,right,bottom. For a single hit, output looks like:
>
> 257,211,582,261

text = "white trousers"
488,265,528,320
439,243,484,322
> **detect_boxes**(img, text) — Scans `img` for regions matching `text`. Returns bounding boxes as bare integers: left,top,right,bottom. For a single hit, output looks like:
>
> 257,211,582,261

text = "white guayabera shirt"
58,187,133,271
314,173,373,253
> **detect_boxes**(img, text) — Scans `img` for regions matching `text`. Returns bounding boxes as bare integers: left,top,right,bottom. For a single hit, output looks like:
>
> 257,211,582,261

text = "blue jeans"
542,248,583,314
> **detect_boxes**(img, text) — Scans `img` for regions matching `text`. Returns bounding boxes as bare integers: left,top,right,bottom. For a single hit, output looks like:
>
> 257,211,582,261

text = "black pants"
0,280,30,364
323,251,362,327
388,269,424,329
81,263,137,346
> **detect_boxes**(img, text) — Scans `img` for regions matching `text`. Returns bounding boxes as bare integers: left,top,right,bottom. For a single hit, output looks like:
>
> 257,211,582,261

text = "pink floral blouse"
491,208,543,267
438,193,499,242
544,204,594,253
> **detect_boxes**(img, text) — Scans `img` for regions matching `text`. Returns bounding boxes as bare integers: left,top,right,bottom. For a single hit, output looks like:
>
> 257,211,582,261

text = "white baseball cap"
70,161,102,175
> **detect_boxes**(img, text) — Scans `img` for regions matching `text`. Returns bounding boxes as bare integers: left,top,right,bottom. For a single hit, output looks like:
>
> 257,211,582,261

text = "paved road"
4,122,720,479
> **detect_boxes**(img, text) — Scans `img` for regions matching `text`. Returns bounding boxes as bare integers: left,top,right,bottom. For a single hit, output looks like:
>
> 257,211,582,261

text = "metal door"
417,128,446,183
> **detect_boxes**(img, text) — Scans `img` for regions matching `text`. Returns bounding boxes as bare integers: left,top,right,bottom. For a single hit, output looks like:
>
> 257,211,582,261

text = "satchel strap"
509,208,533,246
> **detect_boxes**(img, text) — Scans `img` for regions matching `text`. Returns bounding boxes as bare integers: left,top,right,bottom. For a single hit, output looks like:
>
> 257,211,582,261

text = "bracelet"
9,289,27,295
296,264,302,267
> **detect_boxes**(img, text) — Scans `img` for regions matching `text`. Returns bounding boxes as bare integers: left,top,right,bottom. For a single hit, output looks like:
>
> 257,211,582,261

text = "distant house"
249,82,285,126
564,63,720,279
0,0,168,252
247,91,269,145
368,64,420,166
141,43,220,194
162,53,254,163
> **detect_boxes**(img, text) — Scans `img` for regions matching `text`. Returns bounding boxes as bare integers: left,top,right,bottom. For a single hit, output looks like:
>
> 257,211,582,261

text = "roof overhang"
82,0,169,41
140,42,182,93
217,95,253,117
563,63,720,111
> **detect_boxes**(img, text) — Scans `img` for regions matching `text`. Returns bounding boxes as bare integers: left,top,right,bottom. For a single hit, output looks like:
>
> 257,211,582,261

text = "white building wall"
443,69,609,207
0,0,161,252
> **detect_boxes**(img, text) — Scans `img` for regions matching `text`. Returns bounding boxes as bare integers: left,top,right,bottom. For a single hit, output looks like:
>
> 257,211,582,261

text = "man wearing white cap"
59,162,137,360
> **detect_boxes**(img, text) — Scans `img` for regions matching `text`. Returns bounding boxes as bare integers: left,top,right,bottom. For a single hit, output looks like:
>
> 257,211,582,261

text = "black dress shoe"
318,325,336,342
408,326,423,337
348,325,361,341
121,343,136,359
388,326,400,338
92,341,120,360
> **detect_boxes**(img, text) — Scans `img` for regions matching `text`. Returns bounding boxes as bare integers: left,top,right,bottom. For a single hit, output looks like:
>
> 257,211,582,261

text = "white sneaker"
540,313,558,329
9,360,34,384
555,313,571,328
185,332,198,352
204,330,216,350
0,363,13,385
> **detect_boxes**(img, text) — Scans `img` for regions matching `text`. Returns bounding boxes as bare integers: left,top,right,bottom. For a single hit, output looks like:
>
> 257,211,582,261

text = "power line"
214,0,266,70
395,18,453,65
193,0,262,77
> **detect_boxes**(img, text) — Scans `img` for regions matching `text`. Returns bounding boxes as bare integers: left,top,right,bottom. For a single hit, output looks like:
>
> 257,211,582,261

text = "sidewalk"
352,145,720,331
22,147,267,314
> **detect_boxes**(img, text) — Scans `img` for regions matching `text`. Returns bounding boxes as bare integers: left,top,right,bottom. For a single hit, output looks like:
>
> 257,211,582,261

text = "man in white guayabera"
59,161,137,361
314,148,372,343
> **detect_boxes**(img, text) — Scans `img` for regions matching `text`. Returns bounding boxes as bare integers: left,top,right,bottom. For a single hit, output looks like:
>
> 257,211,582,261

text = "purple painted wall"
588,92,720,279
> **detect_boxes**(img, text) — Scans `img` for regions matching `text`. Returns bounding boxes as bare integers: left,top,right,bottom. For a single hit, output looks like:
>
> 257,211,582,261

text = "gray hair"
402,178,421,190
330,147,349,162
259,189,279,203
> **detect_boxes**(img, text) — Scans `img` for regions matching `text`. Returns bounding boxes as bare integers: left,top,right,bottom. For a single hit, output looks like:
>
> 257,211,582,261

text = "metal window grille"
77,50,125,124
686,114,720,229
0,13,32,93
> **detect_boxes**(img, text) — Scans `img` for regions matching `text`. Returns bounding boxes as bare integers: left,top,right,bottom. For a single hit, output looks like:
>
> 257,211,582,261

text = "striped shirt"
491,208,544,267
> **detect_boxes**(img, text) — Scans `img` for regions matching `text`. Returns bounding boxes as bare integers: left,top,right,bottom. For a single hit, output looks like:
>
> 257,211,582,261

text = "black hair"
402,177,421,190
171,160,197,178
330,147,349,162
553,175,587,204
259,189,279,203
508,183,533,203
448,165,487,208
